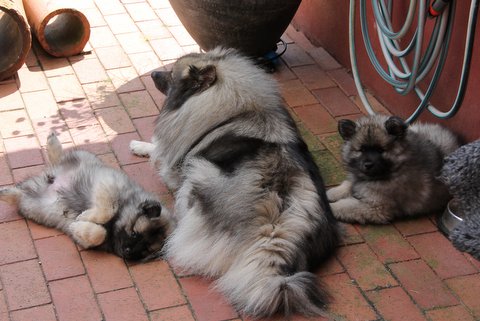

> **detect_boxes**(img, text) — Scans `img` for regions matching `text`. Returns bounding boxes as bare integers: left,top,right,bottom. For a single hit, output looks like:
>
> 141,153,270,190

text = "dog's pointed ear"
385,116,408,138
189,65,216,91
338,119,357,140
151,71,172,95
142,201,162,219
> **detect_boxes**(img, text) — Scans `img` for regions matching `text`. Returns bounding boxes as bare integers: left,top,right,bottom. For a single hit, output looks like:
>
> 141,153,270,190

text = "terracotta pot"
22,0,90,57
0,0,31,80
170,0,302,57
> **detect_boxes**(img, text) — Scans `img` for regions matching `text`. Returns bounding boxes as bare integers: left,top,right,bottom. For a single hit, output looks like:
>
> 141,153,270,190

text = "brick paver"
366,287,426,321
0,220,37,265
336,243,397,291
0,2,478,321
390,259,458,309
49,276,102,321
408,231,477,279
97,287,149,321
35,235,85,281
9,304,57,321
129,260,186,311
0,260,51,310
81,250,133,294
445,274,480,318
180,276,239,321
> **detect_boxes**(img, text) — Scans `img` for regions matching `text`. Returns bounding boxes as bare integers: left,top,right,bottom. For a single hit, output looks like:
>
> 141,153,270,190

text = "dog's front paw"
329,198,374,225
129,140,154,157
69,221,107,248
326,180,352,202
77,208,112,225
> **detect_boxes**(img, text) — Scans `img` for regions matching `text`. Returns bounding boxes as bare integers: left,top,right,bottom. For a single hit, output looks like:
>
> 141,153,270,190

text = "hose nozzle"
429,0,451,17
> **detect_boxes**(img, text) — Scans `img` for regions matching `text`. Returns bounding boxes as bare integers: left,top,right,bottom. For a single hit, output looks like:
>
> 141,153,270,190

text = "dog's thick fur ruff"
130,48,339,318
327,114,460,224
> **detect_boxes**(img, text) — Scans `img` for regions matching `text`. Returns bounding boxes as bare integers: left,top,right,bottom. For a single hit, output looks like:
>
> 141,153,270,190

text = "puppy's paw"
326,188,341,202
330,201,365,224
326,180,352,202
46,132,63,165
130,140,154,157
77,208,111,225
69,221,107,248
0,187,22,205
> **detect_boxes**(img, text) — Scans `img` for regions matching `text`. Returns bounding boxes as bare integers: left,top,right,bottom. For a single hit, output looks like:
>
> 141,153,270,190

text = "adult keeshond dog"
130,48,339,318
0,133,173,261
327,114,460,224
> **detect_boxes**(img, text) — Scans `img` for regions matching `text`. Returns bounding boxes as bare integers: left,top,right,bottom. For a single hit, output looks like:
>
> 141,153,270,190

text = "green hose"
349,0,479,123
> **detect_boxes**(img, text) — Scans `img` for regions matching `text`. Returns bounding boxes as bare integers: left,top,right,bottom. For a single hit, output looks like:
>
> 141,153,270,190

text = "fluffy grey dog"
327,114,460,224
130,48,339,318
0,133,173,261
441,140,480,259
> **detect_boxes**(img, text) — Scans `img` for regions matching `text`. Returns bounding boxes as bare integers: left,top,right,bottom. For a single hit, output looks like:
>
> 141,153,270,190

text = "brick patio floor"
1,1,479,320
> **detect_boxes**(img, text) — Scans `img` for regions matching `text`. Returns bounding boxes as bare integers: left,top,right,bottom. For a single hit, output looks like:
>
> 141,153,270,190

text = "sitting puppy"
130,48,339,318
0,133,173,261
327,114,460,224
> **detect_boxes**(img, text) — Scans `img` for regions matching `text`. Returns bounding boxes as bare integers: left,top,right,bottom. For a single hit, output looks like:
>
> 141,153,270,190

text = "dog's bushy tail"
218,263,328,318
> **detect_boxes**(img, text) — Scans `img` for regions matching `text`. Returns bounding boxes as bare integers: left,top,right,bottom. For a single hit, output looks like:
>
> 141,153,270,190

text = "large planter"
170,0,302,57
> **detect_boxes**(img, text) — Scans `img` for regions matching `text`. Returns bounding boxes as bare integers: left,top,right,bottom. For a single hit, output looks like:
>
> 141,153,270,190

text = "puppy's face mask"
338,116,408,180
113,200,169,261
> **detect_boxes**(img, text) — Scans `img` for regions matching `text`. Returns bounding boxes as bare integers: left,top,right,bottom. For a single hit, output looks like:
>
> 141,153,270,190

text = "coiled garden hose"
349,0,479,123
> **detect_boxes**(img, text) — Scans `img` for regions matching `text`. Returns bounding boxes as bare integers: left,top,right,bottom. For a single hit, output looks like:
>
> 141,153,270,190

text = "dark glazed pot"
169,0,302,57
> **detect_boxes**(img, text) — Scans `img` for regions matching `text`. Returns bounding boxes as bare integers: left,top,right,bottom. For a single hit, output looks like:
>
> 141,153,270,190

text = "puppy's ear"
188,65,216,92
151,71,172,95
338,119,357,140
141,200,162,219
385,116,408,138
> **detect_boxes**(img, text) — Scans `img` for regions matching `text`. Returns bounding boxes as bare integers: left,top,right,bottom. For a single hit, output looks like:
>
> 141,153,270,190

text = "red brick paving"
357,224,420,263
0,2,478,320
149,305,196,321
81,250,133,293
408,231,477,279
445,274,480,318
0,260,51,310
35,235,85,281
322,273,378,321
129,260,186,310
9,304,57,321
390,259,458,309
179,276,239,321
366,287,425,321
0,220,37,265
394,216,438,236
49,276,102,321
97,287,149,321
426,305,477,321
336,243,397,291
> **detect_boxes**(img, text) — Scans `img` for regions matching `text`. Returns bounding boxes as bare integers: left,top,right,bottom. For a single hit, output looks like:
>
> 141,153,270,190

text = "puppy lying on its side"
0,133,173,261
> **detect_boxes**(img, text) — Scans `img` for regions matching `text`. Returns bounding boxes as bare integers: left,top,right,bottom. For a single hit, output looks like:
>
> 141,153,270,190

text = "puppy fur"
327,114,460,224
0,133,173,261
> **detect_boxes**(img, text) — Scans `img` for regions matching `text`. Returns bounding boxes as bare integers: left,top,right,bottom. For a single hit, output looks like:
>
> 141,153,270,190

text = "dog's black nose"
363,161,374,170
151,71,161,80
